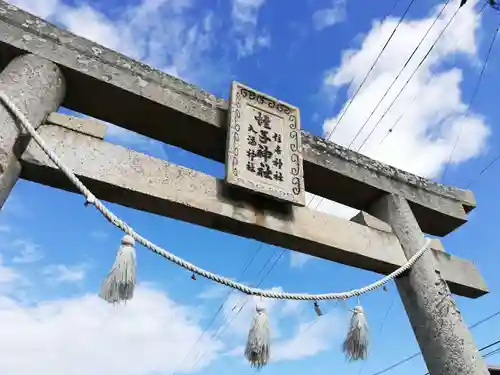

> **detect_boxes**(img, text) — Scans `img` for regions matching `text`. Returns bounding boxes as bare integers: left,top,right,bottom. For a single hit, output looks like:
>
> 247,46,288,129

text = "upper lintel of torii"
0,1,475,237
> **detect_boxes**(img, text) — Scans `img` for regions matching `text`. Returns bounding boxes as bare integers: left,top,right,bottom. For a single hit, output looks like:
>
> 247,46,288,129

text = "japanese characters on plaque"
225,82,305,206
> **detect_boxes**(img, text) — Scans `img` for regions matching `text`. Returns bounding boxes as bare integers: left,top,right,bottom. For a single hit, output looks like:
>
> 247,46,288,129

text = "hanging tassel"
343,305,369,361
245,304,270,370
313,301,323,317
99,234,136,304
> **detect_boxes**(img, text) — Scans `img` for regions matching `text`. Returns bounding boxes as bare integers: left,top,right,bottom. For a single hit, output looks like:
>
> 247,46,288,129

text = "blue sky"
2,0,500,374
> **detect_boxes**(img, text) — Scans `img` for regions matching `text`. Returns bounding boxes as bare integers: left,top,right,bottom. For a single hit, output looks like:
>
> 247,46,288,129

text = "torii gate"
0,2,491,374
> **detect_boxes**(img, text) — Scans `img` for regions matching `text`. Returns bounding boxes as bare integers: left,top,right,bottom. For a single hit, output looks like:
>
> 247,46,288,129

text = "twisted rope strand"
0,91,431,301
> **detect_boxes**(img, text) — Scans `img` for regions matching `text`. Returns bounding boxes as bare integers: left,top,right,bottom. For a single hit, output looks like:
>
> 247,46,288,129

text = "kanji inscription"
225,81,305,206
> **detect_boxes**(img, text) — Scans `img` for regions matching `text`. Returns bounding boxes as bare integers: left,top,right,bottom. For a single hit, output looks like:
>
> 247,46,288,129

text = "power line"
357,285,398,375
357,1,483,153
441,16,500,182
348,0,455,149
466,151,500,187
173,173,327,374
185,248,286,372
422,339,500,375
184,193,332,371
174,170,327,374
311,0,458,213
181,197,326,372
171,243,264,375
483,346,500,359
377,2,488,147
325,0,416,139
368,308,500,375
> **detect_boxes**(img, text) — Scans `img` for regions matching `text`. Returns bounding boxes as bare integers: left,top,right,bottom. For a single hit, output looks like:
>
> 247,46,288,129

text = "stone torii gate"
0,2,491,374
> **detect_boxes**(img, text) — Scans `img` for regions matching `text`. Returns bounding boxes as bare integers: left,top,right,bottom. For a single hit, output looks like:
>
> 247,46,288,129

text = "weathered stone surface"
0,1,475,235
351,211,392,233
0,53,65,207
21,124,487,298
226,82,305,206
46,112,105,139
0,2,475,236
350,210,487,298
370,194,489,375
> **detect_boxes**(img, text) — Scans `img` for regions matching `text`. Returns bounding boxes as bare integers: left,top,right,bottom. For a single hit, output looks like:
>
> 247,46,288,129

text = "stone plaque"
225,81,305,206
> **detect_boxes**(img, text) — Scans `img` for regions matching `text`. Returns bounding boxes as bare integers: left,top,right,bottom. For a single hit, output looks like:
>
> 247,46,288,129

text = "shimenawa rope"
0,91,431,301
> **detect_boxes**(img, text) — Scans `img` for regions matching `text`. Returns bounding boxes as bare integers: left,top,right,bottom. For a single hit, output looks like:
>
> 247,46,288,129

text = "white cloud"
297,0,489,268
323,0,487,175
280,299,302,316
0,225,11,233
289,251,314,269
43,264,86,283
8,0,219,150
232,0,265,25
6,0,59,18
312,0,346,30
11,239,43,263
272,310,345,362
197,284,229,300
0,254,25,286
0,283,224,375
0,254,29,298
8,0,213,83
231,0,270,57
0,249,348,372
104,123,169,160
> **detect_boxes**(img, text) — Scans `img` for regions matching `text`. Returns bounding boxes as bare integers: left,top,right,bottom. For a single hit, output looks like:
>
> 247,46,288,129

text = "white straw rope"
0,91,431,301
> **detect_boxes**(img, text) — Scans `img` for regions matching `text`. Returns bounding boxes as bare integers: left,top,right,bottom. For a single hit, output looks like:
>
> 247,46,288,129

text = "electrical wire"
357,1,484,153
349,0,456,150
466,151,500,187
170,243,264,375
312,0,458,212
441,17,500,182
173,195,321,373
180,193,320,373
325,0,417,139
179,196,328,372
183,184,368,370
422,339,500,374
357,287,398,375
184,248,287,372
368,308,500,375
377,2,488,147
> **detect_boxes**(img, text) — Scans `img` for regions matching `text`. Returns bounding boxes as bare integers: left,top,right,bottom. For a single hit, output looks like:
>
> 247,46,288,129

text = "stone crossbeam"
0,2,475,236
20,121,487,298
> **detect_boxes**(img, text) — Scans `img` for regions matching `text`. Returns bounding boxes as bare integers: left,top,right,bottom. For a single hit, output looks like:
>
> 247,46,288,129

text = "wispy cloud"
90,230,109,241
0,254,25,286
312,0,347,30
12,239,43,264
289,251,314,269
9,0,216,84
231,0,270,57
272,310,345,362
43,264,87,283
104,123,169,160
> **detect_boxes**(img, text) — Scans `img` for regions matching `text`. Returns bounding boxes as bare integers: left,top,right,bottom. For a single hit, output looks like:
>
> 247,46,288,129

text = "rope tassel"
245,304,270,370
99,235,137,304
343,305,369,361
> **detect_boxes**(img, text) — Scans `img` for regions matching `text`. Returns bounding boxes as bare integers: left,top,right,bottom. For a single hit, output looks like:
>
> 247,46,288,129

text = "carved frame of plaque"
225,81,306,207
